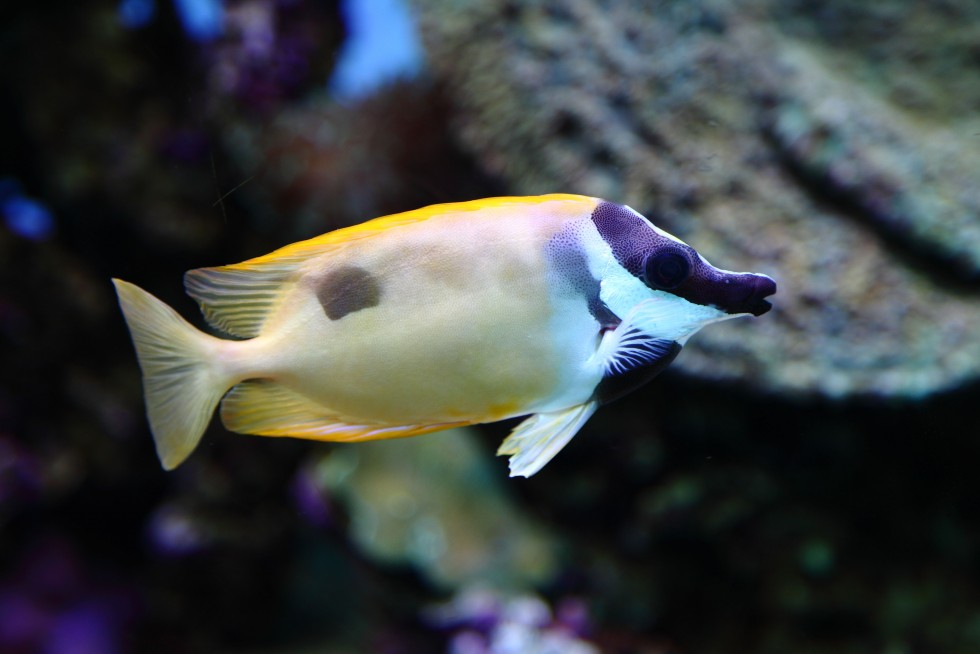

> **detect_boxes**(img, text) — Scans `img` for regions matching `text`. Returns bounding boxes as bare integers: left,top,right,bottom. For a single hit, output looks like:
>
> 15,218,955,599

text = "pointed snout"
739,274,777,316
688,268,776,317
657,251,777,318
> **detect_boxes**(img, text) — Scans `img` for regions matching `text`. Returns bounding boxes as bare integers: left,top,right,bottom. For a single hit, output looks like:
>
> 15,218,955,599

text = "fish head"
590,200,776,343
639,241,777,318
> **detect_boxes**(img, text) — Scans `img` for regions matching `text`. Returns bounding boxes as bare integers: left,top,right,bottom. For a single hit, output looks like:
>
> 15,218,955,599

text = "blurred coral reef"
2,0,980,652
414,0,980,398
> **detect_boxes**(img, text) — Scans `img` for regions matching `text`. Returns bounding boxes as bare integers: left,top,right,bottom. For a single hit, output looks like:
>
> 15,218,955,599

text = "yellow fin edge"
220,379,472,444
233,194,598,270
255,420,471,443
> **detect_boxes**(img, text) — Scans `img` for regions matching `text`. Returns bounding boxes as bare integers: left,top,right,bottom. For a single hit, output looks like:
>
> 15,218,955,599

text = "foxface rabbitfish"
114,195,776,477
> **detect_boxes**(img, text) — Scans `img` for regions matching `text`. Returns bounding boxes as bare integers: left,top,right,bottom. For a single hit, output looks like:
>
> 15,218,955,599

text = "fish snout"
699,270,776,316
735,273,777,316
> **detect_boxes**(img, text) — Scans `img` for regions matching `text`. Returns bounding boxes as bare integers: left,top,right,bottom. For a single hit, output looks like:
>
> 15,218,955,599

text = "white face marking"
623,294,731,345
574,219,734,344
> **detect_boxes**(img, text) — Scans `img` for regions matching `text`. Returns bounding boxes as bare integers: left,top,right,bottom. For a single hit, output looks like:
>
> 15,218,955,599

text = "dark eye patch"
591,200,775,315
590,200,660,277
643,248,691,290
316,265,381,320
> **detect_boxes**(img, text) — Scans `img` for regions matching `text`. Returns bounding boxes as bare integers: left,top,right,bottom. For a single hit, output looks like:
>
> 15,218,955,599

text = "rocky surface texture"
414,0,980,398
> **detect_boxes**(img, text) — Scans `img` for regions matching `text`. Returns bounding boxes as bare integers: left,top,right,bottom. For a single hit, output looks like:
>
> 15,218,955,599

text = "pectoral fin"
497,402,599,478
590,301,682,404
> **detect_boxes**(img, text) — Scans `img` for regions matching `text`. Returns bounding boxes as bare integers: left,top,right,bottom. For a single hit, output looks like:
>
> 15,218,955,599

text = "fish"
113,194,775,477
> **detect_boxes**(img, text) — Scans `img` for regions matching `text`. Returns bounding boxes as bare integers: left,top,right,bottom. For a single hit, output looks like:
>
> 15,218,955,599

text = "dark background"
2,1,979,652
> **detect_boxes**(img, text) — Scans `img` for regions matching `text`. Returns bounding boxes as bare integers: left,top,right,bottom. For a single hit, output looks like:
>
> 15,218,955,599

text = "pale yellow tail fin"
113,279,232,469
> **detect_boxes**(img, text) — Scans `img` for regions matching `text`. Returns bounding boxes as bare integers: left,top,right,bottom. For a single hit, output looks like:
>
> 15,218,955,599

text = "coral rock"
413,0,980,398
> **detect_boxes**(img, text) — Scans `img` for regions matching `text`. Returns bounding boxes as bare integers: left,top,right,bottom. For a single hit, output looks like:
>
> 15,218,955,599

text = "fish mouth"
752,298,773,316
743,275,777,316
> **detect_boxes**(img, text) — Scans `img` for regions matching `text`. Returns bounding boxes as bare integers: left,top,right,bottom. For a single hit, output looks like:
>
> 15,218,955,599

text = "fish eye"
643,247,691,290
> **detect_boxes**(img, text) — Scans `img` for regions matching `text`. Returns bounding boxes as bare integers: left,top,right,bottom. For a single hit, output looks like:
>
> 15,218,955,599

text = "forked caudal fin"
113,279,235,469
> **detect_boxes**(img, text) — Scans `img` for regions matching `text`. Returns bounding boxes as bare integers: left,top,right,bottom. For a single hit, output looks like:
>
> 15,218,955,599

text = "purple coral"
426,588,598,654
0,538,138,654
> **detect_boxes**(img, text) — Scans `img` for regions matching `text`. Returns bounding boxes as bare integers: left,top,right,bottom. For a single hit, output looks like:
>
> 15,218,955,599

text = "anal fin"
497,402,598,478
221,379,468,442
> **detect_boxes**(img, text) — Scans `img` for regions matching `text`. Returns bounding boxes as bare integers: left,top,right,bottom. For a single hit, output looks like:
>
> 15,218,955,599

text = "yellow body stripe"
235,194,596,270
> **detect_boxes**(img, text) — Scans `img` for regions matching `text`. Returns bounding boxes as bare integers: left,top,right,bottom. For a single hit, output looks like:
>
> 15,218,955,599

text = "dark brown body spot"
316,266,381,320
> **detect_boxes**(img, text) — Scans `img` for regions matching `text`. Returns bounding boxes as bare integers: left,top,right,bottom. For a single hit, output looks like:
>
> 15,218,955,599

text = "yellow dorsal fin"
185,194,592,338
220,379,470,442
240,195,591,268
